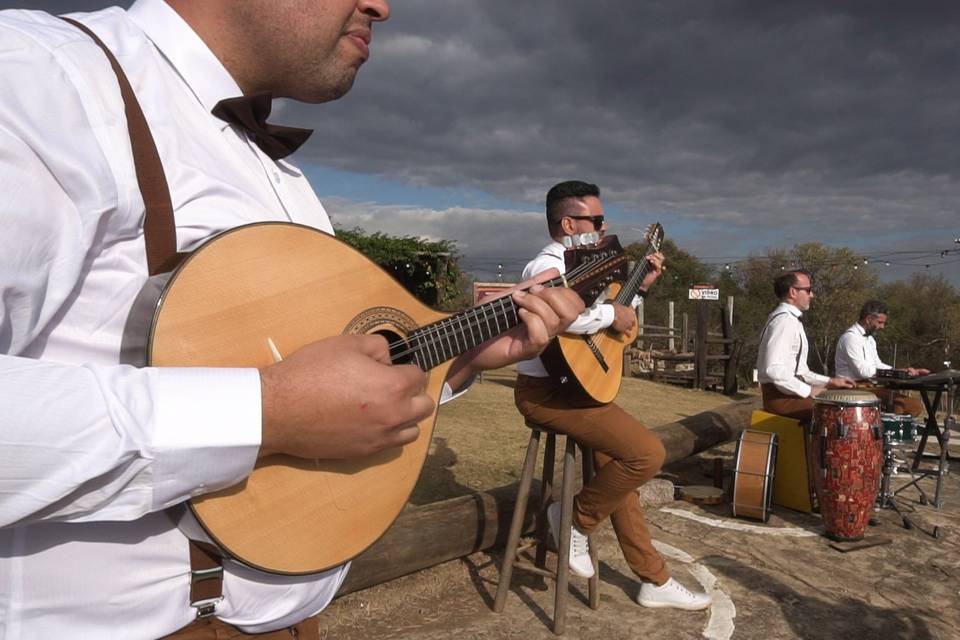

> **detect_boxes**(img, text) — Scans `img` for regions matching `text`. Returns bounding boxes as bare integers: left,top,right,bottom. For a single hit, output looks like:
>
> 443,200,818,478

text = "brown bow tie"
212,92,312,160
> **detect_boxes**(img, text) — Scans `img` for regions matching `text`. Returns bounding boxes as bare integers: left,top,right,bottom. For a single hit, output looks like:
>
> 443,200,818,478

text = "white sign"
688,288,720,300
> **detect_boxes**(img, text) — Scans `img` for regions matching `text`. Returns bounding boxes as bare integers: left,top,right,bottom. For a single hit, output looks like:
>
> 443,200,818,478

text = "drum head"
814,389,880,406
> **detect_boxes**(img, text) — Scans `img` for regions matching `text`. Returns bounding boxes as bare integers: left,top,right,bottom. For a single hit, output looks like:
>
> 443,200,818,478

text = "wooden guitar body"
541,224,663,404
546,282,638,404
150,223,449,574
148,223,627,574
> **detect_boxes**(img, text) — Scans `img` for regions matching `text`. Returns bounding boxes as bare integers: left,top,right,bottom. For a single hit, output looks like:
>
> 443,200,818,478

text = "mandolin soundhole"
343,306,418,364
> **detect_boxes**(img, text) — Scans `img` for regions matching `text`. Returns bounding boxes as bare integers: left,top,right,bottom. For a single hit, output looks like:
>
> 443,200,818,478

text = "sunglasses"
792,286,812,293
566,215,605,230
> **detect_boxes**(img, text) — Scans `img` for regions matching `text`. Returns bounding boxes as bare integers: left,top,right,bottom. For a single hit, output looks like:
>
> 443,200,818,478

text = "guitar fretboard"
401,294,523,370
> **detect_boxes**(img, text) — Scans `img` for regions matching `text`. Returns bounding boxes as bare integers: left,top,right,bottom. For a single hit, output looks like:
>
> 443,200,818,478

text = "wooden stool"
493,420,600,635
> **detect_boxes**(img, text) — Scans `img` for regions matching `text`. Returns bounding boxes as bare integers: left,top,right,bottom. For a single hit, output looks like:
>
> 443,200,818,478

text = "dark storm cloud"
297,0,960,237
6,1,958,276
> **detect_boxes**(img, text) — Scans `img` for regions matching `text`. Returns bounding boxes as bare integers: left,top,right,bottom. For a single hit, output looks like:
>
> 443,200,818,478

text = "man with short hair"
835,300,928,416
756,269,855,421
514,180,712,612
0,2,583,637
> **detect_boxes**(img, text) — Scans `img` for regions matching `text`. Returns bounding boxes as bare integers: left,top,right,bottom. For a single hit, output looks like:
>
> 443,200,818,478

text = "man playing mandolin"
0,1,584,638
514,180,712,611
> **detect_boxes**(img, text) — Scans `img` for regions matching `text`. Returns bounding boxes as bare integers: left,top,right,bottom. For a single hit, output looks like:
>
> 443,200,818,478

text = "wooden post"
682,313,689,353
695,301,708,389
668,301,675,352
636,298,644,337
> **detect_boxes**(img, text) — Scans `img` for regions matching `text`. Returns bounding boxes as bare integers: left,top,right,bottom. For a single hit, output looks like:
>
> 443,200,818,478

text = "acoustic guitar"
148,222,628,574
541,223,665,403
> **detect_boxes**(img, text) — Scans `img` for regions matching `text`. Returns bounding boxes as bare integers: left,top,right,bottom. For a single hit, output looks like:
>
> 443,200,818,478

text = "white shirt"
755,303,830,398
516,241,640,378
0,2,345,637
835,322,891,380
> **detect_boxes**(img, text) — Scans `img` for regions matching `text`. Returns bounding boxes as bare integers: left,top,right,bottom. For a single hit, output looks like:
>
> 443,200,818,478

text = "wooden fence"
628,297,741,395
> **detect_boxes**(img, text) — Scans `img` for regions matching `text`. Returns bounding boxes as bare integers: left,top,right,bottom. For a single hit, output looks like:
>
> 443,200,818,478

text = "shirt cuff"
150,367,262,509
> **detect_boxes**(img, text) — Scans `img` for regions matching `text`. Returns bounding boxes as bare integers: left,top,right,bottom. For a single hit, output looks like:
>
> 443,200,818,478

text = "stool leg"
535,433,557,569
581,447,600,610
553,436,577,635
493,430,541,613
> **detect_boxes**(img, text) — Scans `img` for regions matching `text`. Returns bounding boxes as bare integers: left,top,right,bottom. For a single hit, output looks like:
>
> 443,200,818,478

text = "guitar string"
394,256,612,364
385,256,617,366
615,226,661,305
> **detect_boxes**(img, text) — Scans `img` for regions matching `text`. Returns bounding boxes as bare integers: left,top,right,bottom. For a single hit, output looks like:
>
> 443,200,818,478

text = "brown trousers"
162,617,319,640
761,383,925,422
761,384,815,423
855,383,924,417
514,375,670,585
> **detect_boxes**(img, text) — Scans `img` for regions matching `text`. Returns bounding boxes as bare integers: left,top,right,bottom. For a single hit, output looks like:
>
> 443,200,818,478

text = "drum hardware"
876,428,945,539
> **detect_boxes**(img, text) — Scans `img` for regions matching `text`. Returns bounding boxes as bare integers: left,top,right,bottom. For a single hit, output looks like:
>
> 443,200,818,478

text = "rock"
637,478,676,507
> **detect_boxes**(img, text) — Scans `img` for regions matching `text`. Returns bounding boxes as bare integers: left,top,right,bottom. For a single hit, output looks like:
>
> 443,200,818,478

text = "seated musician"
834,300,928,416
756,269,855,422
514,180,712,611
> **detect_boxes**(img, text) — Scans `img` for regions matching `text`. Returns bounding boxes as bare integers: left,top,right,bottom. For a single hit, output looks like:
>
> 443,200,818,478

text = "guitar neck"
395,276,564,370
613,260,651,305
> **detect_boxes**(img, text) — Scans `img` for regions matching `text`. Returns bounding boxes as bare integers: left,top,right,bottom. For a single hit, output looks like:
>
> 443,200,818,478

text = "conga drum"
809,390,883,541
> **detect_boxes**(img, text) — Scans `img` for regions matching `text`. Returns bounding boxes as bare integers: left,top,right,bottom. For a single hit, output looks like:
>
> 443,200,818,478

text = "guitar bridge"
582,336,609,372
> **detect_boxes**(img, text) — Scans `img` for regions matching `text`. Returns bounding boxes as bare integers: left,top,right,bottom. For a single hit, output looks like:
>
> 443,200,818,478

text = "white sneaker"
546,502,595,578
636,578,712,611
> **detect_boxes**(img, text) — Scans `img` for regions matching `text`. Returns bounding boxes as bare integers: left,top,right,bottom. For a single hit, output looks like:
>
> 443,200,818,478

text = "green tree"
726,243,878,380
335,227,464,310
624,237,714,333
876,273,960,371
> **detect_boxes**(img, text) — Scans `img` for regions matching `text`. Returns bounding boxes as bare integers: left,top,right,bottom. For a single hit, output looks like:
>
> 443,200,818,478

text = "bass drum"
809,390,882,542
732,430,778,522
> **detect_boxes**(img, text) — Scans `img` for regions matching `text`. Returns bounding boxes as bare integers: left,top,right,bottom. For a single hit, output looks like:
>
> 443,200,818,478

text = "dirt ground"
320,371,960,639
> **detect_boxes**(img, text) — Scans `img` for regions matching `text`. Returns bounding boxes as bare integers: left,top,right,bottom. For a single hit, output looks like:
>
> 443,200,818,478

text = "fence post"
636,298,644,339
682,313,689,353
695,301,708,389
668,301,675,352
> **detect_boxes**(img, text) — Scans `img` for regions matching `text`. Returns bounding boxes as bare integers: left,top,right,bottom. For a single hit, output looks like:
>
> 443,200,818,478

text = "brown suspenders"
59,17,187,276
58,17,220,618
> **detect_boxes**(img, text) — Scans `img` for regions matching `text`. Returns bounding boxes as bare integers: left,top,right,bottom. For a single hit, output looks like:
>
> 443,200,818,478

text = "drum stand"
876,436,941,539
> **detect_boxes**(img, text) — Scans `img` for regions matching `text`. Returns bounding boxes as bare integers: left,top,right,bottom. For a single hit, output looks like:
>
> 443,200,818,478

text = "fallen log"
340,396,760,594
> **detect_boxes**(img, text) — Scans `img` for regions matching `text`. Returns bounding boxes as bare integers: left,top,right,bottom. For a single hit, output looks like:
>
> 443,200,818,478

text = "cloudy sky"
5,1,959,283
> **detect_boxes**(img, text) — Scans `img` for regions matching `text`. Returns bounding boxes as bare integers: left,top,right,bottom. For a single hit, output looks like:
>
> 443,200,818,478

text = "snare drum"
809,390,883,542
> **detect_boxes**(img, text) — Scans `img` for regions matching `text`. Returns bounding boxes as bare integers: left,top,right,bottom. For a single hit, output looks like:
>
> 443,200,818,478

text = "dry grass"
409,366,747,505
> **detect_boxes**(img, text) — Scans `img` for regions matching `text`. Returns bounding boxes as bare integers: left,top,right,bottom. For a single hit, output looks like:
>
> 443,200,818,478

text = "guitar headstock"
562,235,630,306
642,223,665,255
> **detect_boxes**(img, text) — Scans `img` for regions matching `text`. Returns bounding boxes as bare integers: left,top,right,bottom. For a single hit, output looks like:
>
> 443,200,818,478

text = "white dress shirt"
516,241,640,378
835,322,891,380
755,303,829,398
0,2,364,637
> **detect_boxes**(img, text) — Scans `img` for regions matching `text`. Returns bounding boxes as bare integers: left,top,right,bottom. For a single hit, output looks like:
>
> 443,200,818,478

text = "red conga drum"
809,390,883,541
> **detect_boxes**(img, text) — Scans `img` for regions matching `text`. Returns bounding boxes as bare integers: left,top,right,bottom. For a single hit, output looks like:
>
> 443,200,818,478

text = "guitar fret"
410,334,426,370
442,319,455,360
483,304,495,340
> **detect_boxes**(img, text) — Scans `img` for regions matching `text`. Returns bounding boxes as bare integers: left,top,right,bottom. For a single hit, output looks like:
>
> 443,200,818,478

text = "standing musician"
0,2,584,638
835,300,928,416
756,269,855,422
514,180,712,611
